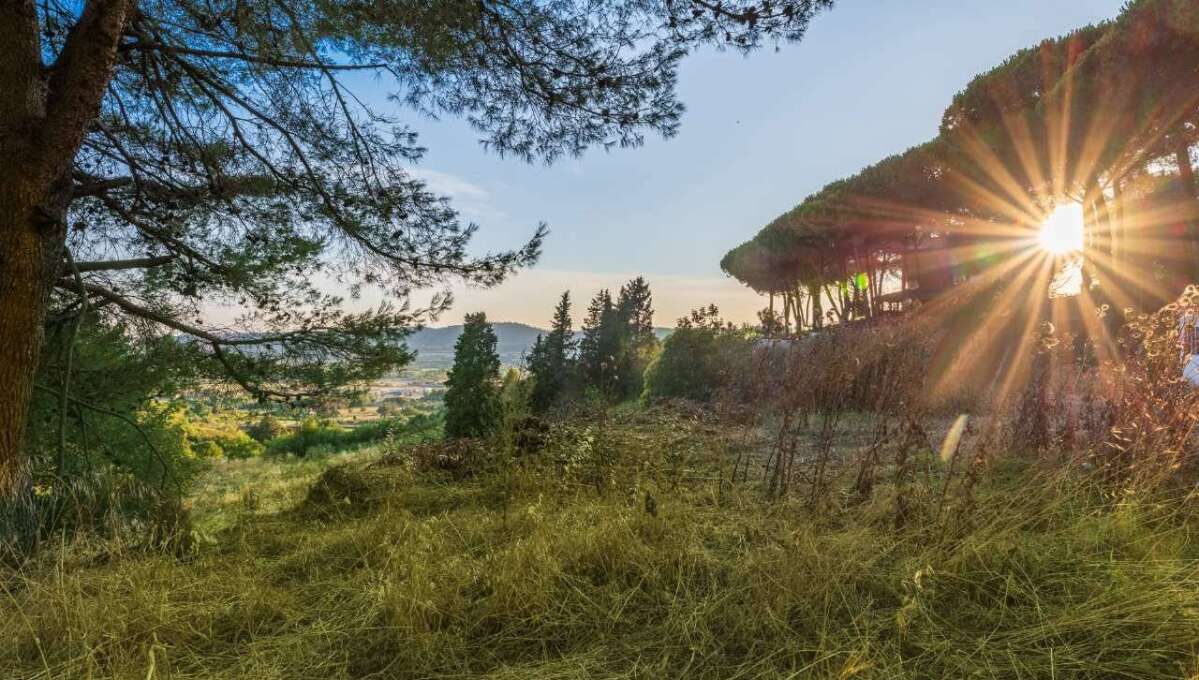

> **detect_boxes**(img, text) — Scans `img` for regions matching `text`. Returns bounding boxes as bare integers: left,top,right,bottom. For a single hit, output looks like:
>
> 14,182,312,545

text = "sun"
1038,203,1085,255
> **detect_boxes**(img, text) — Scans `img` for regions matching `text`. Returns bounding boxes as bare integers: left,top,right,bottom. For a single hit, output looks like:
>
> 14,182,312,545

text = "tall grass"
4,293,1198,678
4,407,1199,679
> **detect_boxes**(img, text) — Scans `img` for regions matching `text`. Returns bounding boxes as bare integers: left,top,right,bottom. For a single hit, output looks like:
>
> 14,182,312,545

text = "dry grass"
4,407,1199,679
186,446,389,536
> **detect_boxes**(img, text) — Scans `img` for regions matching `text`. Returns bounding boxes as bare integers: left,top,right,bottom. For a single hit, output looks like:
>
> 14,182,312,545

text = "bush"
25,321,204,497
244,414,284,443
192,440,224,459
642,305,755,403
219,430,266,460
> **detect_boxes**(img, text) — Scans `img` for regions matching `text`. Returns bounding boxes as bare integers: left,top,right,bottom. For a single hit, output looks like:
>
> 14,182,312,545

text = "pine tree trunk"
782,292,791,336
810,283,823,330
1111,179,1131,307
0,0,49,555
0,0,132,555
767,292,775,338
0,198,59,557
793,285,806,331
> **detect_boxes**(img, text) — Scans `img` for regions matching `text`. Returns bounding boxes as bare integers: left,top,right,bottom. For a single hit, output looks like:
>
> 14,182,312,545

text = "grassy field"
4,406,1199,679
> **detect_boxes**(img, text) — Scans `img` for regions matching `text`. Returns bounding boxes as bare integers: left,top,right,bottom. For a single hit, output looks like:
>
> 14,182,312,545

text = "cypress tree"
615,277,659,399
444,313,502,439
528,291,576,412
578,289,622,397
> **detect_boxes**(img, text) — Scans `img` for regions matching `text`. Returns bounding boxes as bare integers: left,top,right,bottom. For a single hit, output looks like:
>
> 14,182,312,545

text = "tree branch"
121,40,387,71
70,255,174,273
36,0,133,191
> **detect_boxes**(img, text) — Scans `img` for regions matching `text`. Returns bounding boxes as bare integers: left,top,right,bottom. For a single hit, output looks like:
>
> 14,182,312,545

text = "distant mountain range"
405,322,673,368
183,323,670,370
406,322,547,357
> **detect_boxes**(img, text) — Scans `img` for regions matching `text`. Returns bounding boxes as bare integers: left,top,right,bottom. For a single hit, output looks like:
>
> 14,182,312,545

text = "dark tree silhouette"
528,291,575,412
615,276,658,398
578,289,621,397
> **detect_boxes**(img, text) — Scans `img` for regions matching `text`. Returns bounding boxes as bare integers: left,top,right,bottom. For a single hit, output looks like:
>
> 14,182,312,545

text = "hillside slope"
4,407,1198,679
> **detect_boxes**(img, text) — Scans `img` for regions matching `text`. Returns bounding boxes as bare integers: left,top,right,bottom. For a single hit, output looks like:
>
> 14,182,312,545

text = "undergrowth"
3,407,1199,679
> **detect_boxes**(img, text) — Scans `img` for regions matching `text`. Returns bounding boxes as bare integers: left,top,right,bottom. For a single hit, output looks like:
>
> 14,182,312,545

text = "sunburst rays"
843,40,1196,408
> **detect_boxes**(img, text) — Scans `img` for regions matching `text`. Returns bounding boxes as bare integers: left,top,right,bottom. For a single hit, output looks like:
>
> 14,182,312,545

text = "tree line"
442,277,661,439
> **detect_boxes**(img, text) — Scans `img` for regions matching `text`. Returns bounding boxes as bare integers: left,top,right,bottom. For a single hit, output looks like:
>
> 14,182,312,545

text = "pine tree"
579,290,623,397
0,0,833,546
528,292,576,412
444,313,502,439
615,277,659,399
618,277,656,343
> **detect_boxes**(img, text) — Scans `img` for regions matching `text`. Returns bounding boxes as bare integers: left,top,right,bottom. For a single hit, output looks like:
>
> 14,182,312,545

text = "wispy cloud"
408,167,501,221
409,168,490,201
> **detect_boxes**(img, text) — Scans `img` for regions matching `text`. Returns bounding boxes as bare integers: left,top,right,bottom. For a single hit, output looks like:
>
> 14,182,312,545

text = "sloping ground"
4,408,1199,679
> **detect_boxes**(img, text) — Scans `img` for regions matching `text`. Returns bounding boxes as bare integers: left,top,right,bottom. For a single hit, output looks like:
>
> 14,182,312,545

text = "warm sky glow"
335,2,1125,328
1038,203,1086,255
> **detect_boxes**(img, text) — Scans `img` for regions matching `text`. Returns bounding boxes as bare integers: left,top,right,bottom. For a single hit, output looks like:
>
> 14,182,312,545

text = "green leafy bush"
244,414,284,443
642,305,755,403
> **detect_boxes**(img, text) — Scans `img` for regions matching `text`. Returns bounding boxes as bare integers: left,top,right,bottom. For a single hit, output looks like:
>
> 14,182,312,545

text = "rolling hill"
406,322,672,368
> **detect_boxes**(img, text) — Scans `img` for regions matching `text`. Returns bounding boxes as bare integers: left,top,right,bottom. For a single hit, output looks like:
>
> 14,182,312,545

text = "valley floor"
4,406,1199,679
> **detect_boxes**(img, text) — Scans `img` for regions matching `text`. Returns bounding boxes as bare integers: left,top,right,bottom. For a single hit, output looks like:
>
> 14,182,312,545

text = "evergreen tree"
0,0,833,545
615,277,659,399
444,314,501,439
528,292,576,412
617,277,656,341
578,289,623,397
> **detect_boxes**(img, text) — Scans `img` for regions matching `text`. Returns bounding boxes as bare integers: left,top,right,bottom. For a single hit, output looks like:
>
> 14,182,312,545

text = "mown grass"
3,407,1199,679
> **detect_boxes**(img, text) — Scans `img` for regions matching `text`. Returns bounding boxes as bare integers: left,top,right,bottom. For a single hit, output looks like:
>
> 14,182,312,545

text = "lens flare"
1038,203,1085,255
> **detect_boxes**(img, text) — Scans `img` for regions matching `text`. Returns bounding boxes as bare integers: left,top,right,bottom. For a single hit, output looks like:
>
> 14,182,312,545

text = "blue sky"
361,0,1128,328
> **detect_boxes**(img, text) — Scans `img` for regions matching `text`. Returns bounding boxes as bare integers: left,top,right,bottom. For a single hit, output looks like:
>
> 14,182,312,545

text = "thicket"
728,290,1199,515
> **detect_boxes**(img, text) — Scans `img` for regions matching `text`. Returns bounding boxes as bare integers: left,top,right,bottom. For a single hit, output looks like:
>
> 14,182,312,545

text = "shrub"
219,430,266,460
192,440,224,459
642,305,755,403
244,414,284,443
